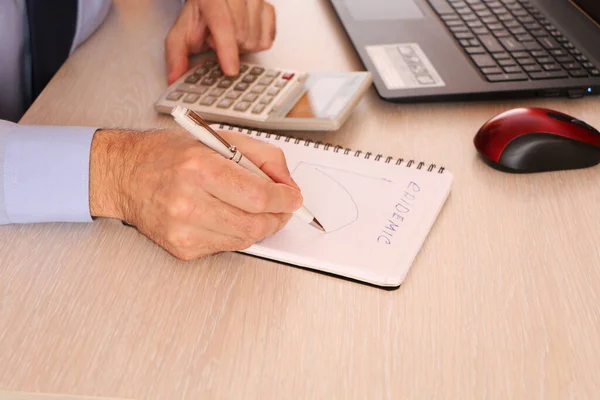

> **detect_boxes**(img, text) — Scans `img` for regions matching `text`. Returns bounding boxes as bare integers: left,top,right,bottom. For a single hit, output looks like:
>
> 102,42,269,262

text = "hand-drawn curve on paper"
290,162,392,234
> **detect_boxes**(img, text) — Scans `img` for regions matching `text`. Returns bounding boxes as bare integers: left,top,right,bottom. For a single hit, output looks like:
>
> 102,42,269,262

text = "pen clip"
183,109,237,153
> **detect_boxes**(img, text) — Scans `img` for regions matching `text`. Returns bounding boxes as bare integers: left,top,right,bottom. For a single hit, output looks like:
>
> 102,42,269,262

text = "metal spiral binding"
217,124,446,173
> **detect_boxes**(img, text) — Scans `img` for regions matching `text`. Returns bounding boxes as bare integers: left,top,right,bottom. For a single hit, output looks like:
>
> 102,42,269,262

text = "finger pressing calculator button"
200,96,217,106
226,90,243,99
250,67,265,75
234,101,251,111
258,77,274,86
210,88,225,97
259,95,274,104
177,84,208,94
274,79,288,88
242,93,258,102
235,82,249,91
184,74,201,84
218,79,234,88
252,104,266,114
183,93,200,103
242,75,257,83
267,87,280,96
251,85,266,94
201,77,216,86
167,91,184,101
265,70,279,78
217,98,233,109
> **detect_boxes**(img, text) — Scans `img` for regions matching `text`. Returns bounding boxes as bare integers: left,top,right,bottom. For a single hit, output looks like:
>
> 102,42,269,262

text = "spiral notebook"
213,124,453,288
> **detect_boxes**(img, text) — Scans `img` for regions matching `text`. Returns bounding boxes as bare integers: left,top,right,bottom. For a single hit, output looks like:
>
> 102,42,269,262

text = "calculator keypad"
162,60,301,119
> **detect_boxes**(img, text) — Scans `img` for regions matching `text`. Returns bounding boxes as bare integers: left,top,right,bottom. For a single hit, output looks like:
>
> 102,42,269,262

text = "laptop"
329,0,600,101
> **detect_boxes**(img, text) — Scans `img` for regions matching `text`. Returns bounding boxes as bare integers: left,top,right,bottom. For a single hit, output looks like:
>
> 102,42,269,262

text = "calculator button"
184,74,201,84
235,82,249,91
250,66,265,75
226,90,243,99
251,85,266,94
203,61,217,68
218,79,234,88
210,88,225,97
267,87,280,96
177,84,208,94
274,79,288,88
210,69,224,78
242,74,257,83
200,96,217,106
217,98,233,109
252,104,266,114
201,77,216,86
242,93,258,102
239,64,249,73
259,95,274,104
182,93,200,103
196,66,210,75
258,77,274,85
234,101,251,111
167,91,184,101
265,70,279,78
281,72,294,80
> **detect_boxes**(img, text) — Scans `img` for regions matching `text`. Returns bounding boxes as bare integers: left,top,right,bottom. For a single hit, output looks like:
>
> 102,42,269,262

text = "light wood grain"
2,0,600,398
0,392,130,400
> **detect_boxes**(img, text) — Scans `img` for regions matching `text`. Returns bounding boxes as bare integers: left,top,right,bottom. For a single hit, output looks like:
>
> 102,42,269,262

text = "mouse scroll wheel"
571,119,600,134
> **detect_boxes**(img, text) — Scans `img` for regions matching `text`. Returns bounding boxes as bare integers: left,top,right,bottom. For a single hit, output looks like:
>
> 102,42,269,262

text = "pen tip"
310,218,326,232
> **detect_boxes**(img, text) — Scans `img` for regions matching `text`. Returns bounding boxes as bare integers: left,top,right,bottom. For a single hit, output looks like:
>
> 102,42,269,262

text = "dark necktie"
25,0,78,101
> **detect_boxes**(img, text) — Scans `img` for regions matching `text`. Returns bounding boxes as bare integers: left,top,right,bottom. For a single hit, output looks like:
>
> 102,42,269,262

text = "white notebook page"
214,126,453,287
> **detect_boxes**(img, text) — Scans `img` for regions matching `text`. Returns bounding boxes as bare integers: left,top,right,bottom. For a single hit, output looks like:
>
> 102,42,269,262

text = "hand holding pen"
171,106,325,232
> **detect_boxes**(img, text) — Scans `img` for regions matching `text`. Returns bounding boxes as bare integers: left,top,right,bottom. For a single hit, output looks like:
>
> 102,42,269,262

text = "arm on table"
0,120,96,225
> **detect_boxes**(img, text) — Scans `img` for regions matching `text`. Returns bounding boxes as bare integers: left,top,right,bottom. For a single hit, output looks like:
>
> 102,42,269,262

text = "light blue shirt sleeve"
0,120,97,225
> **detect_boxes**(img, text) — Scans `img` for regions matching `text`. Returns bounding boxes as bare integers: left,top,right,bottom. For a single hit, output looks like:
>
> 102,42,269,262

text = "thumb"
261,161,301,191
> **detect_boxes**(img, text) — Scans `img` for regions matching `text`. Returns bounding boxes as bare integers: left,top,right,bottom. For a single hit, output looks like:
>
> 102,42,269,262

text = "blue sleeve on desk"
0,120,96,224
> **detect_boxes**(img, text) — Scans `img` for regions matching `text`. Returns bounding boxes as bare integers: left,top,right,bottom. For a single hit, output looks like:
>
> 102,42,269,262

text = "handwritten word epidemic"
377,181,420,244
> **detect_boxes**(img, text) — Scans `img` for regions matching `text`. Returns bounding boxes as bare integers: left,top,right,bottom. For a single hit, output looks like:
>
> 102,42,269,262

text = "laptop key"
493,52,511,59
466,46,486,54
590,69,600,76
569,69,588,78
499,37,524,51
485,72,528,81
493,29,511,38
478,34,504,52
537,56,553,64
528,70,568,79
517,57,536,65
482,66,503,74
522,41,542,51
503,65,522,73
523,64,542,72
471,54,497,67
538,37,560,50
562,62,580,70
498,58,517,66
542,63,561,71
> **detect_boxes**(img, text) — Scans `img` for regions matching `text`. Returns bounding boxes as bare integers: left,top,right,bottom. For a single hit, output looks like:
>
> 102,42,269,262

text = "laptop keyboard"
427,0,600,82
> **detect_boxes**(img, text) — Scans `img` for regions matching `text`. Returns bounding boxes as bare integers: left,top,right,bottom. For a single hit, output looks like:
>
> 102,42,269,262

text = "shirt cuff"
1,122,96,224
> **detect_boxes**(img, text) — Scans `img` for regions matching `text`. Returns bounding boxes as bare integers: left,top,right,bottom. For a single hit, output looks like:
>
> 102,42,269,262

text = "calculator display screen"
285,73,365,119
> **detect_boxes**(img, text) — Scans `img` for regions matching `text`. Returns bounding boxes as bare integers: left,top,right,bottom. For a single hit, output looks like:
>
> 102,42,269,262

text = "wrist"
89,129,135,220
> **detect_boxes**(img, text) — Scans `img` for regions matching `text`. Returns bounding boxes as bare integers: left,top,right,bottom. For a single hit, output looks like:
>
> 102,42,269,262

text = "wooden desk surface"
2,0,600,398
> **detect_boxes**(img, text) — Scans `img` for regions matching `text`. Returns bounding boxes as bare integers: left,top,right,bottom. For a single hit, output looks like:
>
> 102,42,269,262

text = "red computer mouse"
473,107,600,173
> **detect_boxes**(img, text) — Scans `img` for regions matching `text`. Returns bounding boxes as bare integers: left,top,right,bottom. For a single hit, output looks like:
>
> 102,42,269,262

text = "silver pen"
171,106,325,232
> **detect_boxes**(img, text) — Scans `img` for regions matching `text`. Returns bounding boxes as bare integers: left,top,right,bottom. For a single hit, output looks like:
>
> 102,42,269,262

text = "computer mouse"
473,107,600,173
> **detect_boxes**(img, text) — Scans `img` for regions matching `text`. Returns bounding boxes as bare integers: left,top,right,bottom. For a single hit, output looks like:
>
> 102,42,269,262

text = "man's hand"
89,129,302,260
165,0,277,84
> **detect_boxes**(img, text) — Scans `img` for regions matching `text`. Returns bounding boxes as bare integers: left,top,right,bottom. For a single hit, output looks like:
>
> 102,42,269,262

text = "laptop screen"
572,0,600,25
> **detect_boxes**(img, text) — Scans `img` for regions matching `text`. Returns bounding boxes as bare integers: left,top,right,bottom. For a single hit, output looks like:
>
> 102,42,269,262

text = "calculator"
155,58,372,131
